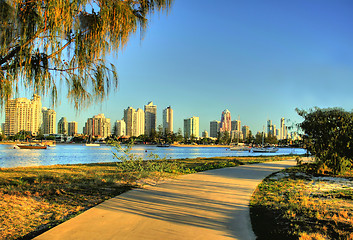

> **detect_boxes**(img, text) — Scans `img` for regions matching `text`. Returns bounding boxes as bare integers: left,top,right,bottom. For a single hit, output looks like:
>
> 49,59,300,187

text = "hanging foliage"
0,0,172,108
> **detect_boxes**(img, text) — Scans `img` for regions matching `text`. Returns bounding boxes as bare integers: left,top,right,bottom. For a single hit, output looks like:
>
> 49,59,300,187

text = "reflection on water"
0,144,306,168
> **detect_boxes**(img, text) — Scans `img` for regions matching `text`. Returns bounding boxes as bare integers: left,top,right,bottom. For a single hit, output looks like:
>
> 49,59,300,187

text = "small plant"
110,141,187,182
296,156,303,165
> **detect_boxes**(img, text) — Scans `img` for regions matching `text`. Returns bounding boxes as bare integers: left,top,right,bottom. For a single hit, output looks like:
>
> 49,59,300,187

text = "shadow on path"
35,159,296,240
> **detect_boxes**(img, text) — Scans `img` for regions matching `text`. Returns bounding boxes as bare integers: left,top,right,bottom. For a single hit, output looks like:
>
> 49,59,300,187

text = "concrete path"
35,160,296,240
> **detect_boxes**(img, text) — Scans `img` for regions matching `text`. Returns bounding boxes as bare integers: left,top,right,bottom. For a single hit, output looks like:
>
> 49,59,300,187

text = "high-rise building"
123,107,144,137
83,114,111,138
42,108,56,134
280,117,286,140
57,117,68,135
135,108,145,137
210,120,220,138
124,107,135,137
4,94,42,136
220,109,231,133
68,121,78,136
163,106,173,134
115,120,126,137
184,116,199,138
267,120,276,137
231,120,241,132
242,125,250,140
144,101,157,136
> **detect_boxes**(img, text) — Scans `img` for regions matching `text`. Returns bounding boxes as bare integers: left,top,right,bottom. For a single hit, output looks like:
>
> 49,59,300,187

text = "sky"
4,0,353,134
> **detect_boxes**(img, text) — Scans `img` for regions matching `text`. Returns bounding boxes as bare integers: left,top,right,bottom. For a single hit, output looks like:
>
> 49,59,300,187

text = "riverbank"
0,155,292,240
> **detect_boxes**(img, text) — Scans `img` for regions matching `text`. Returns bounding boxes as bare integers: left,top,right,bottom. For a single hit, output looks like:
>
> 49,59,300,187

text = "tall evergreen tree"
0,0,172,108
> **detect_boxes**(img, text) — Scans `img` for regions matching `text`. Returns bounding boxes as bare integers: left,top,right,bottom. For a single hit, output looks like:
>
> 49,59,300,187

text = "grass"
250,163,353,240
0,154,297,240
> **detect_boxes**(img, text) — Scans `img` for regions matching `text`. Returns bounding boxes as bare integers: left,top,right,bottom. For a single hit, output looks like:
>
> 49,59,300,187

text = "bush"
297,107,353,174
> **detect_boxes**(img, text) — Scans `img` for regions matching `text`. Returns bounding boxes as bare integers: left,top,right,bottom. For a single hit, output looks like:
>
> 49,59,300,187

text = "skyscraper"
57,117,68,134
83,114,111,138
267,120,276,137
220,109,231,133
231,120,241,132
124,107,135,137
163,106,173,134
280,117,286,139
123,107,144,137
135,108,145,137
144,101,157,136
242,125,250,140
210,120,220,138
184,116,199,138
115,120,126,137
4,94,42,136
42,108,56,134
68,121,78,136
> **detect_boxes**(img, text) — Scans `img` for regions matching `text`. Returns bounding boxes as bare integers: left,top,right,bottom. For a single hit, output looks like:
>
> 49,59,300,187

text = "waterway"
0,144,306,168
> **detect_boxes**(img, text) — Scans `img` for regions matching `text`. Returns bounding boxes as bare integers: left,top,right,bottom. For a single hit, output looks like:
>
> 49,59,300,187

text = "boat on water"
85,143,100,147
16,143,47,149
251,126,278,153
157,143,170,147
229,146,250,151
251,147,279,153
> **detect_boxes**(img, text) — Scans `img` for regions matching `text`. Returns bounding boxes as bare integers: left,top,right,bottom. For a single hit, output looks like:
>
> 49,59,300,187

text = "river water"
0,144,306,168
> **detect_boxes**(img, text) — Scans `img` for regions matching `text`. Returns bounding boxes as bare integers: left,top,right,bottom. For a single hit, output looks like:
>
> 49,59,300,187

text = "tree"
297,107,353,174
14,130,32,141
254,132,263,145
265,133,278,145
219,131,230,145
0,0,172,108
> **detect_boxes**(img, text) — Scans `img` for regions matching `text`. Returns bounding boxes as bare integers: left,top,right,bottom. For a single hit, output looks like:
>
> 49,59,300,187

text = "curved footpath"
35,159,296,240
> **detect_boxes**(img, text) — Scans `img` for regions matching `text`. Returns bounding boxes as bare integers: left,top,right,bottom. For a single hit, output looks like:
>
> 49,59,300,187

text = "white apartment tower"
184,116,199,138
42,108,56,134
135,108,145,137
144,101,157,136
115,120,126,137
123,107,144,137
58,117,68,134
4,94,42,136
163,106,173,134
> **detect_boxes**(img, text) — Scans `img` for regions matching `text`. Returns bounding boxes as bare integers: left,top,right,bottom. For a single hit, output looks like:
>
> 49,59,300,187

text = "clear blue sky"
5,0,353,134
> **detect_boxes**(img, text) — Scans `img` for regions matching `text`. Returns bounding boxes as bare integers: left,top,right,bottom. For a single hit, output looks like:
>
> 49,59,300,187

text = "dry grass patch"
250,163,353,240
0,155,298,239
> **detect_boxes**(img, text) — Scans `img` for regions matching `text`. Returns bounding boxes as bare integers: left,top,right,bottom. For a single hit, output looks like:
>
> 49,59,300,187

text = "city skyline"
0,94,302,137
1,0,352,134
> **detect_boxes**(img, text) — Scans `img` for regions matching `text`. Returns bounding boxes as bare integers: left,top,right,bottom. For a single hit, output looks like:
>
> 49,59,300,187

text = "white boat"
251,126,278,153
85,143,100,147
229,146,250,151
251,147,278,153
